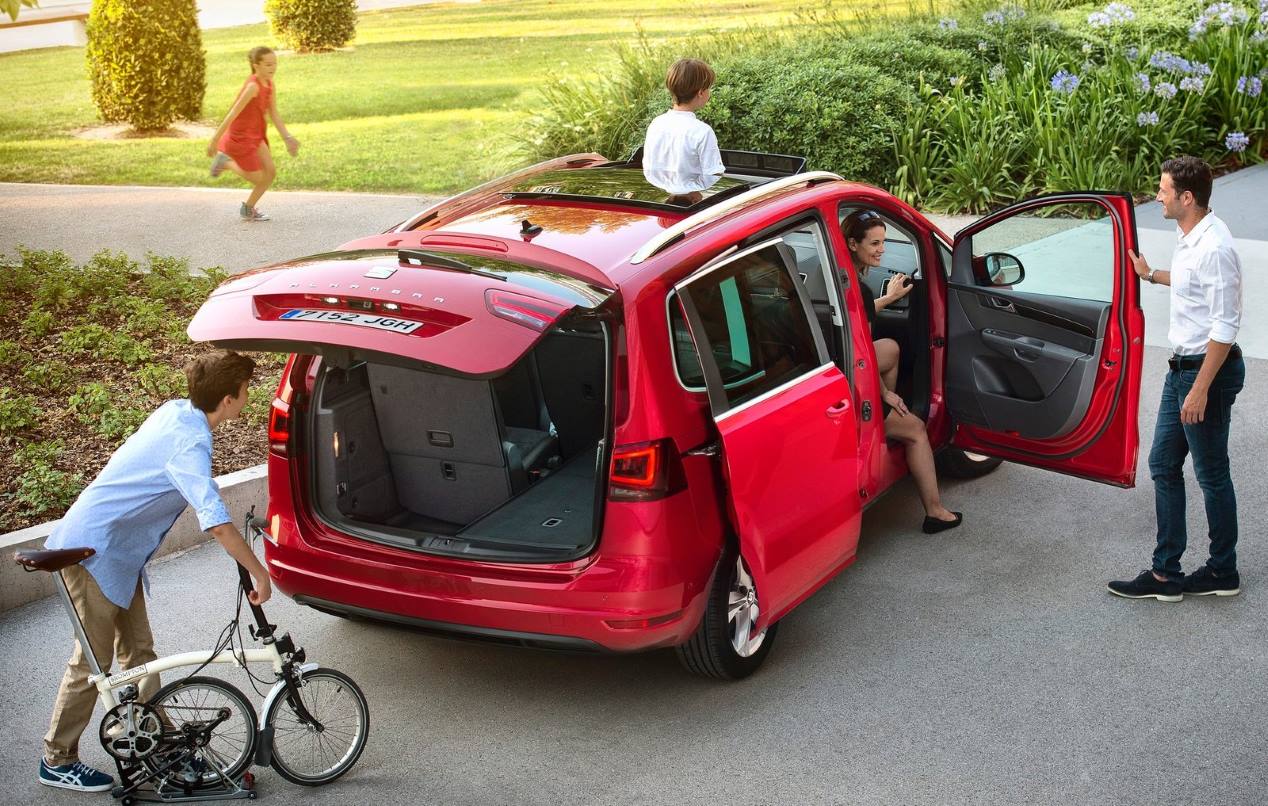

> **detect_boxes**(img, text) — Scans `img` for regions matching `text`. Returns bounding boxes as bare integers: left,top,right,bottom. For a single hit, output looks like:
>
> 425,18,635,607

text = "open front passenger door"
944,193,1144,486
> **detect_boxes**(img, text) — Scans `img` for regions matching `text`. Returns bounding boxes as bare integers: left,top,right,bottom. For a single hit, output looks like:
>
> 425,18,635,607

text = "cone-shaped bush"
265,0,357,53
86,0,205,131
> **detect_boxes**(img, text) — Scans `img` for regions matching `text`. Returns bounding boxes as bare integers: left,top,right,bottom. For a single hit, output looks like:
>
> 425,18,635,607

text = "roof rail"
628,171,843,265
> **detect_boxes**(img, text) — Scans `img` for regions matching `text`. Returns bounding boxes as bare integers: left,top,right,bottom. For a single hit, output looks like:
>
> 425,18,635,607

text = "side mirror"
983,252,1024,287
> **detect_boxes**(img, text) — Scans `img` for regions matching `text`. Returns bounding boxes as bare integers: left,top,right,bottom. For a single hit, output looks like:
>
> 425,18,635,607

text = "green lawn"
0,0,816,194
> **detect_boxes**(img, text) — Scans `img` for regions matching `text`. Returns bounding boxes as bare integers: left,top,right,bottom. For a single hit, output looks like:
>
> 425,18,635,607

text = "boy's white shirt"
643,110,725,194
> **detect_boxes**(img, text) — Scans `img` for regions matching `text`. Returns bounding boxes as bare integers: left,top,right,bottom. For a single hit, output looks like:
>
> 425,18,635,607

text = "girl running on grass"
207,46,299,222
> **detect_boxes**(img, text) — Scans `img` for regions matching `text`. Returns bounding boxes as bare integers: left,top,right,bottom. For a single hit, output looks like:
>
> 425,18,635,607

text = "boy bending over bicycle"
39,350,272,794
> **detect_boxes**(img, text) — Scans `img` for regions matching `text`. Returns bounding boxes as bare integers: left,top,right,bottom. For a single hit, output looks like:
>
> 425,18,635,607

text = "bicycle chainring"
100,701,166,761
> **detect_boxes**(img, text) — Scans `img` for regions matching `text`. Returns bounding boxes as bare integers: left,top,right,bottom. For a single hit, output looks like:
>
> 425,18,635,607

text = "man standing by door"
1109,155,1245,602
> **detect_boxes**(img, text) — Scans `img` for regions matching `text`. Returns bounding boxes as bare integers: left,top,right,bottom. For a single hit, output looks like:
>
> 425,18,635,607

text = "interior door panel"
944,192,1143,487
946,286,1109,439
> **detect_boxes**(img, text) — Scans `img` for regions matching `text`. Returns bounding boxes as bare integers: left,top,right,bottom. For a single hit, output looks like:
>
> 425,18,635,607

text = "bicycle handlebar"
237,507,275,636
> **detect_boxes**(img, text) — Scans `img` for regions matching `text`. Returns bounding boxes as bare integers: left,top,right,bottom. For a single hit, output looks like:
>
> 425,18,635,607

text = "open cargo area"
307,322,610,560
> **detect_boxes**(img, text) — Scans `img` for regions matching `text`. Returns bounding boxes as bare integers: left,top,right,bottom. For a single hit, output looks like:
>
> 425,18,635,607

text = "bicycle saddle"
13,547,95,572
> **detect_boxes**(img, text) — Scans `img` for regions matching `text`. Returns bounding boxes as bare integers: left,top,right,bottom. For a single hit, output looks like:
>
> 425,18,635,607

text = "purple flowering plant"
1225,131,1250,151
1050,70,1081,94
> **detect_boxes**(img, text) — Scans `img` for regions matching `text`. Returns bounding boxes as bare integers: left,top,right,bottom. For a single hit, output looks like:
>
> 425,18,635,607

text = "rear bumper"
293,595,607,653
264,523,714,653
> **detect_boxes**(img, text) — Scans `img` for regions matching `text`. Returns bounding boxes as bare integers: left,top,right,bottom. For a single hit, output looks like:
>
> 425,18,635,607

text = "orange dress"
218,75,273,172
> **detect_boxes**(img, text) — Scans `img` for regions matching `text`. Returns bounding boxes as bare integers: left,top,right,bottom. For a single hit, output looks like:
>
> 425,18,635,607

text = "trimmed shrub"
703,47,914,184
521,26,783,162
266,0,358,53
86,0,205,131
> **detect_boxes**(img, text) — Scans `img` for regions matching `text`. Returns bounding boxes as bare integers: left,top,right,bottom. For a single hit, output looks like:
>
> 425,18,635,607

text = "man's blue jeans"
1149,353,1246,578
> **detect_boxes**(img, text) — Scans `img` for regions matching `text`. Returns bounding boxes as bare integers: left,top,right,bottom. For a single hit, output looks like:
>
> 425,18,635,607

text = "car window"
968,201,1114,302
839,206,922,310
670,243,823,410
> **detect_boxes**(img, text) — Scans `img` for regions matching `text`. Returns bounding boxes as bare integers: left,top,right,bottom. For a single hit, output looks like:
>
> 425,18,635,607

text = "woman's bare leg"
874,338,900,392
245,144,276,209
886,410,956,521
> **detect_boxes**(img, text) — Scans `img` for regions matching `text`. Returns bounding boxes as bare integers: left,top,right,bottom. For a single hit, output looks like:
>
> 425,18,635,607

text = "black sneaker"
1107,570,1183,602
1181,566,1240,597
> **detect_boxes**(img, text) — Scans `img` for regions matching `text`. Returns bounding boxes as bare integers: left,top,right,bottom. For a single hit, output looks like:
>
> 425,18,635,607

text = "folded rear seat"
367,364,556,525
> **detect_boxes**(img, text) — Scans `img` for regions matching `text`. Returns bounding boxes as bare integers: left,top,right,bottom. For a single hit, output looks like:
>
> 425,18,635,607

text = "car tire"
675,547,778,680
937,447,1004,479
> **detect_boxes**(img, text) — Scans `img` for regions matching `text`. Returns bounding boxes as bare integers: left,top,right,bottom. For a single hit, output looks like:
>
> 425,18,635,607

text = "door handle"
988,296,1016,313
826,400,851,419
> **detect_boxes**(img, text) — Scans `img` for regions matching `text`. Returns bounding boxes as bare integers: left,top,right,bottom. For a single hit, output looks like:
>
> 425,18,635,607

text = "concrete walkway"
0,182,437,273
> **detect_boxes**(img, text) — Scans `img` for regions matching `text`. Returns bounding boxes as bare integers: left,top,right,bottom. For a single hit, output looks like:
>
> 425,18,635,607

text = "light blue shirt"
45,400,232,608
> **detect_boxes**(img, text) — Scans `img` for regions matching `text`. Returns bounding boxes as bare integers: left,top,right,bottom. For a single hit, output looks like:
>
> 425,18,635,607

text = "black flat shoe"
922,512,963,534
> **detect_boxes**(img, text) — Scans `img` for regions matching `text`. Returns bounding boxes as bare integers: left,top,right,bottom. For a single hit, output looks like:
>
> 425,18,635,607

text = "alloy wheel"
727,554,766,657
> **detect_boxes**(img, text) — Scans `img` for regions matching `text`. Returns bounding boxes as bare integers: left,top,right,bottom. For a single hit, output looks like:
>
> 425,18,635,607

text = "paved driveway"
3,173,1267,804
0,183,434,273
2,345,1266,805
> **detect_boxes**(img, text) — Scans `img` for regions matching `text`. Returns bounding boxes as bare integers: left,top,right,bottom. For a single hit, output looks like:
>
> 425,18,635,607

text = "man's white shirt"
643,110,724,194
1168,211,1242,355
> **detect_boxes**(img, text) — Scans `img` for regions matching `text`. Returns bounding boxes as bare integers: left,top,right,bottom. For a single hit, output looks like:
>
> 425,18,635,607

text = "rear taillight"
484,290,566,332
267,365,296,457
608,439,686,502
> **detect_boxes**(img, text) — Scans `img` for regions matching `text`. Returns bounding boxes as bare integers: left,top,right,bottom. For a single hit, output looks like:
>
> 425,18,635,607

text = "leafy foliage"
0,0,39,23
0,387,39,434
265,0,358,53
704,50,913,183
86,0,206,131
11,441,84,520
522,0,1267,213
0,249,285,532
520,26,782,162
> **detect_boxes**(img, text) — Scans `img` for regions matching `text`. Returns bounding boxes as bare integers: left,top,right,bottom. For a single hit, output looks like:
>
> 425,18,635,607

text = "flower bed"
525,0,1268,213
0,249,285,533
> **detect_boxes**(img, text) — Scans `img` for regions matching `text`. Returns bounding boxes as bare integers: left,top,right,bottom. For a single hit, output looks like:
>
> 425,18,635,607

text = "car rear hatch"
188,247,614,376
189,247,617,562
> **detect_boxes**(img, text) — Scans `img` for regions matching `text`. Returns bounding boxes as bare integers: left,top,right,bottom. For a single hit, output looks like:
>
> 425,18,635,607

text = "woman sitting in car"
842,209,962,534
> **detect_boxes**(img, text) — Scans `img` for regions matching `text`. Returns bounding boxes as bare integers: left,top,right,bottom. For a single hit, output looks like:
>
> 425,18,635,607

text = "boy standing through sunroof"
643,58,724,200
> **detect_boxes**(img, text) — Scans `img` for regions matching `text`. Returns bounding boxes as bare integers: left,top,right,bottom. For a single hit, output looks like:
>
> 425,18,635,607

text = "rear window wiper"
398,249,506,282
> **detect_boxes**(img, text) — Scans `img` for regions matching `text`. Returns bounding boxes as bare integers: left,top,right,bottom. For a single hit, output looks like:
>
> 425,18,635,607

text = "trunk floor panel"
386,511,463,535
459,446,599,549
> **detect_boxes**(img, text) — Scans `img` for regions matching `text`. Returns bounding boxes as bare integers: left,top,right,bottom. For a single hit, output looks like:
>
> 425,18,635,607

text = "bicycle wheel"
145,676,258,787
265,667,368,786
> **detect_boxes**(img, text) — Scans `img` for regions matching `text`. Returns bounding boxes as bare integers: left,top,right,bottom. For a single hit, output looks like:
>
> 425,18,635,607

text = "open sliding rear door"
674,238,859,634
944,193,1145,486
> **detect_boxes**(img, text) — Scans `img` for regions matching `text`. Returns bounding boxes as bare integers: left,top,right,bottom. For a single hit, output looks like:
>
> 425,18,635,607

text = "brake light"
268,366,295,457
608,439,686,502
484,290,566,332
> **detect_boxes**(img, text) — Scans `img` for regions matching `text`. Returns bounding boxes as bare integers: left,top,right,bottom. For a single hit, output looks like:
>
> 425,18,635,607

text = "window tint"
970,201,1115,302
671,244,823,411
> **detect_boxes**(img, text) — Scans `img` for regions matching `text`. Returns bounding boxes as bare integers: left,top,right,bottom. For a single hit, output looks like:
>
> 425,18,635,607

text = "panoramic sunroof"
505,168,753,213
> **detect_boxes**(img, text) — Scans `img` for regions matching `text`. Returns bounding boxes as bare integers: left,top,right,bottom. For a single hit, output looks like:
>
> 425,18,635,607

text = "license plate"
279,309,423,334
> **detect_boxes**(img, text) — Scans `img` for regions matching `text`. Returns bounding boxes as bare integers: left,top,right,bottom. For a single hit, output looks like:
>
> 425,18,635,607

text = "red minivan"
190,151,1144,679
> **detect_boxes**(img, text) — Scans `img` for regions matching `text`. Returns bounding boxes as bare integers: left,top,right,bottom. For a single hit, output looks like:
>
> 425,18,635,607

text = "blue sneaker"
38,759,115,792
239,202,270,222
210,152,231,178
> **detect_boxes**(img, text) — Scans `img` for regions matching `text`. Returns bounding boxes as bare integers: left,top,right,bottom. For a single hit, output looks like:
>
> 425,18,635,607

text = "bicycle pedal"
242,771,255,790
